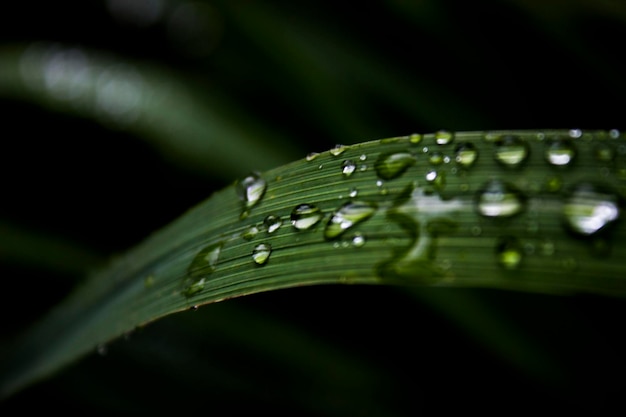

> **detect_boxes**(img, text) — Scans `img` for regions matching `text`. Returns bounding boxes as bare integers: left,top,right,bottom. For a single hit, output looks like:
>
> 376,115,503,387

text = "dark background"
1,0,626,415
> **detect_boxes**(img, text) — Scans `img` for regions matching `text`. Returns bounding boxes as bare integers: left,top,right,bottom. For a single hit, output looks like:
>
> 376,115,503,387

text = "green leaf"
2,129,626,399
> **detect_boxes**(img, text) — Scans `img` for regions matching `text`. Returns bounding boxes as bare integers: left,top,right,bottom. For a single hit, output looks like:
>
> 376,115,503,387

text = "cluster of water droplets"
181,129,624,298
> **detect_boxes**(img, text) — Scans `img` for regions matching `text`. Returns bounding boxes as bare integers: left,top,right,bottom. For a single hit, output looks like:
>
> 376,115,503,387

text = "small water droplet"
359,164,368,172
352,233,366,247
409,133,423,144
476,180,526,218
425,170,446,190
330,144,346,156
342,159,356,177
291,203,323,230
324,201,377,240
263,215,282,233
496,236,523,269
428,151,444,165
494,135,530,167
349,187,358,198
563,182,620,236
569,129,582,139
435,130,454,145
545,138,576,166
374,152,416,180
97,343,108,356
236,172,267,218
359,154,367,161
306,152,320,161
252,243,272,265
454,142,478,167
191,305,199,311
242,225,259,240
610,129,620,139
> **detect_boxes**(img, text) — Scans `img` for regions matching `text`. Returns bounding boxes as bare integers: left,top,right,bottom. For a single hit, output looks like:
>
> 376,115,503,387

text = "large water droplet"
476,180,526,218
454,142,478,167
435,130,454,145
252,243,272,265
494,135,530,167
545,138,576,166
374,152,416,180
184,242,223,296
291,203,323,230
342,159,356,177
263,215,282,233
495,236,523,269
563,183,620,235
236,172,267,218
324,201,377,240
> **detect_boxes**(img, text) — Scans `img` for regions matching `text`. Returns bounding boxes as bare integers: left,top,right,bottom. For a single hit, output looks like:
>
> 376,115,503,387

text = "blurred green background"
1,0,626,415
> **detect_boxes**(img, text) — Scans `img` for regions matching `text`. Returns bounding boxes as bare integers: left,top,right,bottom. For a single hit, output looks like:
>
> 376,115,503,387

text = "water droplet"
242,225,259,240
184,241,223,296
144,275,155,288
425,170,446,190
330,144,346,156
476,180,526,218
409,133,423,144
495,236,523,269
435,130,454,145
291,203,323,230
563,183,620,236
252,243,272,265
236,172,267,218
349,187,358,198
263,215,282,233
191,305,199,311
428,151,444,165
545,138,576,166
306,152,320,161
342,159,356,177
454,142,478,167
494,135,530,167
569,128,582,139
359,154,367,161
374,152,416,180
610,129,620,139
97,344,108,356
324,201,377,240
351,233,366,247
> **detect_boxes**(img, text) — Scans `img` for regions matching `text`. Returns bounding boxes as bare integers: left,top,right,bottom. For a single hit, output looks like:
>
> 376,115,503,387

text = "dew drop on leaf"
351,233,366,247
330,144,346,156
476,179,526,218
183,241,223,297
409,133,423,144
252,243,272,265
435,130,454,145
493,135,530,167
306,152,320,161
428,151,444,165
323,201,377,240
263,214,282,233
236,172,267,218
374,151,416,180
545,138,577,166
495,236,523,269
454,142,478,167
342,159,356,177
291,203,323,230
563,182,620,236
242,225,259,240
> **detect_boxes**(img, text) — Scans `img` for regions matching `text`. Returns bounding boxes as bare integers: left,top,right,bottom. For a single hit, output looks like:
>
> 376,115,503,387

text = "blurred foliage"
1,0,626,415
